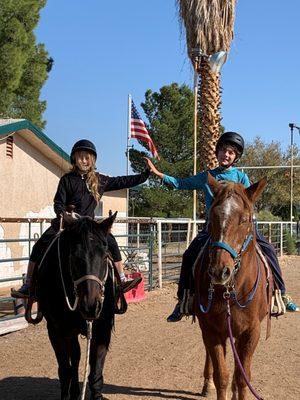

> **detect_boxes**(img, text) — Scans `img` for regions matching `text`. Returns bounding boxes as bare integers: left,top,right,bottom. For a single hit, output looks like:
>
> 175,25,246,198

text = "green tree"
242,137,300,220
129,83,197,218
0,0,50,128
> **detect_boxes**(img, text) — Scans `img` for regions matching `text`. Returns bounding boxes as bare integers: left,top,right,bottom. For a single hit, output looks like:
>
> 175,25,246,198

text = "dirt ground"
0,256,299,400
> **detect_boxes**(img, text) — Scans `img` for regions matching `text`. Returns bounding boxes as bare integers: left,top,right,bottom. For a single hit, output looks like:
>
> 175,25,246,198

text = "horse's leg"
203,333,229,400
201,349,215,397
70,336,81,400
88,323,111,400
233,325,260,400
48,324,72,400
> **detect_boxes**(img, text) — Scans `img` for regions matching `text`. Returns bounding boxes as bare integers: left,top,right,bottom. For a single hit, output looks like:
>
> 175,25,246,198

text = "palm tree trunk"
197,57,221,170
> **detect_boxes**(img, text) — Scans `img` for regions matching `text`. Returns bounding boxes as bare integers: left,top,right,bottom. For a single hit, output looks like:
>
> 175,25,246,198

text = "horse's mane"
212,181,252,214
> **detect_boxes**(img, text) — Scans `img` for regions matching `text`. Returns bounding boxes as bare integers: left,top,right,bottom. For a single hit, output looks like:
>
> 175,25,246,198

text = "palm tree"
177,0,237,170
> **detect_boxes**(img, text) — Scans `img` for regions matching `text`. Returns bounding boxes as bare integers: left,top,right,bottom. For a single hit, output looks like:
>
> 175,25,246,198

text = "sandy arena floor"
0,256,299,400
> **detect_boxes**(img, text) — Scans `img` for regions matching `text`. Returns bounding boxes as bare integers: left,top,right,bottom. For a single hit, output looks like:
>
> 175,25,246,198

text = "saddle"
255,245,286,318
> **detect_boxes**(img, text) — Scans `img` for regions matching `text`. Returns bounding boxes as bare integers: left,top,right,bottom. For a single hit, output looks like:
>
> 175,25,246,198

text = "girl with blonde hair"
12,139,149,298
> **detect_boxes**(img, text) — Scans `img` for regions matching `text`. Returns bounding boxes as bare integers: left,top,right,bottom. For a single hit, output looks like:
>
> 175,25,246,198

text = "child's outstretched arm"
144,157,164,179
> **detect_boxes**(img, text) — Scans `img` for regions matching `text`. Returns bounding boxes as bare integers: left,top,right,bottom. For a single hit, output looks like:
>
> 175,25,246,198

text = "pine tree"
0,0,51,128
129,83,197,218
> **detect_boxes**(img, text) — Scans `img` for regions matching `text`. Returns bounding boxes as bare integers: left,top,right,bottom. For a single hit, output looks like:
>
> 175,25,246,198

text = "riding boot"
11,261,36,298
167,301,184,322
121,276,142,293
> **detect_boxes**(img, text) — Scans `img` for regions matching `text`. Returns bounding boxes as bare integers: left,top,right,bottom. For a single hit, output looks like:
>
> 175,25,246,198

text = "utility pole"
288,123,300,234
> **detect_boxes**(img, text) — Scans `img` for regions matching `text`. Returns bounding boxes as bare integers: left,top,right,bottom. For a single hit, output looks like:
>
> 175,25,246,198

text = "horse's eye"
240,216,248,224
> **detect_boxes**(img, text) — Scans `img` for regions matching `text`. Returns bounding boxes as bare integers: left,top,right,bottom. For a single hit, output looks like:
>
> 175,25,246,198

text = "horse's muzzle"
209,265,232,286
75,274,107,320
79,295,104,320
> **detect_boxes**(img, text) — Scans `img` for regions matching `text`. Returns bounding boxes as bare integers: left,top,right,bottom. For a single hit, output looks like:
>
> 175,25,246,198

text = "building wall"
102,190,127,246
0,134,63,218
0,134,64,285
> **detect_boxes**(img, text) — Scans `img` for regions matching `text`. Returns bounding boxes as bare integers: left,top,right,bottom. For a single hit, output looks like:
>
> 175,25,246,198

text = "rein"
226,300,264,400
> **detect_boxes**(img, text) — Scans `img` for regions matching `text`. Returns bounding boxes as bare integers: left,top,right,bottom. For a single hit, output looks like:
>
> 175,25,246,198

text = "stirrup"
271,289,286,317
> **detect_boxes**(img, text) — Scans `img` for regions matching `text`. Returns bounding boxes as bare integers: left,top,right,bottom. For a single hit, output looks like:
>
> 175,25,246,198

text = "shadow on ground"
0,377,201,399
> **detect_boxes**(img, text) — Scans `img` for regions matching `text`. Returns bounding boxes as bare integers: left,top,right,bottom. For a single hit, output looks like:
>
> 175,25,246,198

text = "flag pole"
126,94,132,217
192,65,198,239
127,94,132,176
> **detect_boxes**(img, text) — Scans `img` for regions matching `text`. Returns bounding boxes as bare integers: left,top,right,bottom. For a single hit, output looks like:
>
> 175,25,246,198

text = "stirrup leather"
180,289,194,316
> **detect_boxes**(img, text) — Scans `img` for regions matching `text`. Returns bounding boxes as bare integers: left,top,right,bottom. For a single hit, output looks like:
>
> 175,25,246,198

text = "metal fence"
0,217,298,323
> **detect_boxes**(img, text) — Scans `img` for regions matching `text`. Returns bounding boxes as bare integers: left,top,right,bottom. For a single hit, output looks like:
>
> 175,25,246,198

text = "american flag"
130,100,160,159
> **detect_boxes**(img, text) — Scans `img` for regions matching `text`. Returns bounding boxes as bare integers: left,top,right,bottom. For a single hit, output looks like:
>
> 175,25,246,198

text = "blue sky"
36,0,300,175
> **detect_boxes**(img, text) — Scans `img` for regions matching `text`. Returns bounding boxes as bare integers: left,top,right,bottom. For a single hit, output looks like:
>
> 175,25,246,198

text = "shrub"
285,232,297,255
256,210,281,222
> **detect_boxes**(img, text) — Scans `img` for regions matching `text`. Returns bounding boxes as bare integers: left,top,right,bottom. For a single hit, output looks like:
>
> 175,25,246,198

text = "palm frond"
177,0,237,61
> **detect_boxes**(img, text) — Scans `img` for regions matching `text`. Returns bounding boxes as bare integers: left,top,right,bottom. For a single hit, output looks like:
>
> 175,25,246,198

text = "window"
6,135,13,158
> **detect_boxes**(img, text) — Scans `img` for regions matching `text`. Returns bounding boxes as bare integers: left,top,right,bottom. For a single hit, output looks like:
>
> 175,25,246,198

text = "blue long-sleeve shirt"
163,167,251,216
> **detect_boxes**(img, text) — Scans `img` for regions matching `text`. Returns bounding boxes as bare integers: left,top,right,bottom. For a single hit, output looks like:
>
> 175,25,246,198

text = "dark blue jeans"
177,228,285,300
256,231,285,293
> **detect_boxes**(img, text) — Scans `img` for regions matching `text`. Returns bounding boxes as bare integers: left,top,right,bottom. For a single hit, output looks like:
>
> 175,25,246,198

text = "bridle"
57,234,111,314
210,231,254,277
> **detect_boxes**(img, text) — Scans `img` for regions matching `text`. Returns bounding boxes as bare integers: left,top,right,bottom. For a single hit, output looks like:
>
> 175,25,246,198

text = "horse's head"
207,173,266,286
62,212,117,320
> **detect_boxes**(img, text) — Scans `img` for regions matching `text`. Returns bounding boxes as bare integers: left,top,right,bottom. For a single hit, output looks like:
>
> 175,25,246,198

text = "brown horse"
194,173,269,400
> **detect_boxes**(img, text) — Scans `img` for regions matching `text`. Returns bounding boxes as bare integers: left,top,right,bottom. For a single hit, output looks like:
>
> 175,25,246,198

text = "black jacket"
53,169,150,218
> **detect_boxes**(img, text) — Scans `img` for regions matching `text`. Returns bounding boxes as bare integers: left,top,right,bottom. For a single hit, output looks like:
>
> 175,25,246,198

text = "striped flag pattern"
130,100,160,159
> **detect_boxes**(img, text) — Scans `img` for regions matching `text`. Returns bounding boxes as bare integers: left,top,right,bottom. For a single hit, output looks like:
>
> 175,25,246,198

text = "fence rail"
0,217,299,323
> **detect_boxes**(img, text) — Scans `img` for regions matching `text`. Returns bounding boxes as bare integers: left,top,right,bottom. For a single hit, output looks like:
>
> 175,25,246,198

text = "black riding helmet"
215,131,244,161
70,139,97,164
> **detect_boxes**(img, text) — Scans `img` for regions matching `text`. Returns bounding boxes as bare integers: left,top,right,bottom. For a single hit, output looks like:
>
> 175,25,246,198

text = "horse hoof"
200,379,215,397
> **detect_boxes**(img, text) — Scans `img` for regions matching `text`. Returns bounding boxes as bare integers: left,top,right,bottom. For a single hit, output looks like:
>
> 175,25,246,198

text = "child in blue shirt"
146,132,299,321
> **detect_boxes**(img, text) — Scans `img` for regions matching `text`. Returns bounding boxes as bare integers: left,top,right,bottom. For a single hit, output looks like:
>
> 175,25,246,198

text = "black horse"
36,213,117,400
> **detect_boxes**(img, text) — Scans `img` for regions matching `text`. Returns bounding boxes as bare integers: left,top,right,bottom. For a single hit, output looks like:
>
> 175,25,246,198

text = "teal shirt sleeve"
162,171,207,190
240,172,251,188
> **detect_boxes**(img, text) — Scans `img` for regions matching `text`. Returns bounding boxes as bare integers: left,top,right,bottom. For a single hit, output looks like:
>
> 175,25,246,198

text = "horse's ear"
245,177,267,203
207,172,220,195
98,211,117,235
